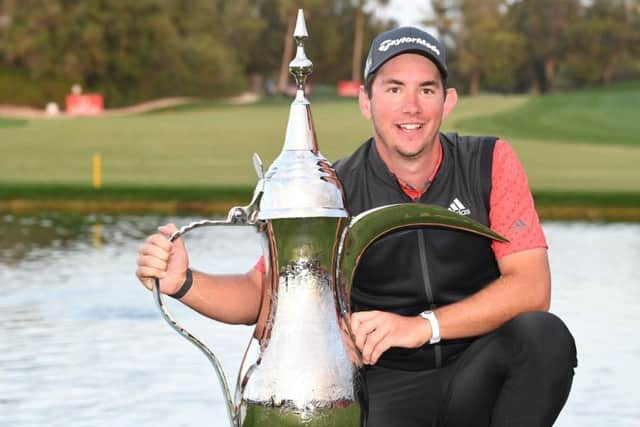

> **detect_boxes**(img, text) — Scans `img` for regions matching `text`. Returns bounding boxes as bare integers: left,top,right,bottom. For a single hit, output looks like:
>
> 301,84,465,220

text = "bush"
0,68,72,107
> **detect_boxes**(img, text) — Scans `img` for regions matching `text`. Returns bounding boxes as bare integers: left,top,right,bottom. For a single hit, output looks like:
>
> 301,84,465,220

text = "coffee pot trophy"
152,10,506,427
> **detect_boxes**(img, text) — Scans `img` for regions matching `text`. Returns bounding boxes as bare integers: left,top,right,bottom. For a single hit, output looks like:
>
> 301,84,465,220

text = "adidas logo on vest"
448,198,471,216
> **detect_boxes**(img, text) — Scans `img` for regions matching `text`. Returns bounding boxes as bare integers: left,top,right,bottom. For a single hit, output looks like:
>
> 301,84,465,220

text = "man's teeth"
399,124,422,130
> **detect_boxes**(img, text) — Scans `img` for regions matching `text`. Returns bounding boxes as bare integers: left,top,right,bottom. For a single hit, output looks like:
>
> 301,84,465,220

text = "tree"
351,0,390,82
0,0,264,106
243,0,394,93
0,0,66,78
455,0,526,94
426,0,526,94
425,0,457,49
508,0,580,93
274,0,331,94
559,0,640,86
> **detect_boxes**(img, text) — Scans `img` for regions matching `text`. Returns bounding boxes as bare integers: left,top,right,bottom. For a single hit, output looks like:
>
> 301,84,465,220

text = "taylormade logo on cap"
378,37,441,57
364,27,447,81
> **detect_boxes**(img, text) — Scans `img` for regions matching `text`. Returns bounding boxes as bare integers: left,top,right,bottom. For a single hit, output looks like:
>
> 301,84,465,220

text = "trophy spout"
335,204,508,321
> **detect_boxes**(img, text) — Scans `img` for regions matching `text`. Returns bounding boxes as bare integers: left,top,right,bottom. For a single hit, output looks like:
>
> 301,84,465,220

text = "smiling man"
332,26,578,426
135,26,578,427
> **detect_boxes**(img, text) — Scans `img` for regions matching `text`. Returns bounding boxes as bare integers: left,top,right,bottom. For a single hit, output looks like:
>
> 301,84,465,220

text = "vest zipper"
406,182,442,368
417,229,442,368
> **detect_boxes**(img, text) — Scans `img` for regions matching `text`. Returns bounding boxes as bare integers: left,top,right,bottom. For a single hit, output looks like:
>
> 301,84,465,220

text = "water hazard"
0,214,638,426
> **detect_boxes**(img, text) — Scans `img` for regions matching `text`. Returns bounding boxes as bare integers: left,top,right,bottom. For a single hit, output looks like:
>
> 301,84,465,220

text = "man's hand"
350,311,432,365
135,223,189,295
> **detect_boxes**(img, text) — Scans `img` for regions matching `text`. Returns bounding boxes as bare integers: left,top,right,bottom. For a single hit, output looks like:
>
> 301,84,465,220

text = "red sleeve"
254,255,266,273
490,140,547,259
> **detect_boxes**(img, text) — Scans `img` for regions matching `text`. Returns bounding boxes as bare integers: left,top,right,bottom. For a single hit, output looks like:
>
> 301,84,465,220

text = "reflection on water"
545,222,640,427
0,214,259,427
0,214,639,427
0,213,153,265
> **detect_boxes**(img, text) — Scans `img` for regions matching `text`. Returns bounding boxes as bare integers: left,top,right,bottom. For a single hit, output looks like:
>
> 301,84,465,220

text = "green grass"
532,190,640,207
0,99,371,187
1,83,640,206
446,83,640,193
453,81,640,147
0,117,27,128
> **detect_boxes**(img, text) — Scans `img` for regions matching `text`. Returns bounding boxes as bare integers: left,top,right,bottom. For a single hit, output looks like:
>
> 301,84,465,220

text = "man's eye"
387,87,400,94
422,88,435,95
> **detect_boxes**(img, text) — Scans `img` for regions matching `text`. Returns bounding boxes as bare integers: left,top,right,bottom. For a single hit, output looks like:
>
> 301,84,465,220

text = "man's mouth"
396,123,423,132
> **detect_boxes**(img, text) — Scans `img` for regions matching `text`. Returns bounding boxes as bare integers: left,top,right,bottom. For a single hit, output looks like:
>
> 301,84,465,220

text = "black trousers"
363,311,577,427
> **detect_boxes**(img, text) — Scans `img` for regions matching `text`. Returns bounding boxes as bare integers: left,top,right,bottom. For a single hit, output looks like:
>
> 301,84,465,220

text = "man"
136,27,576,426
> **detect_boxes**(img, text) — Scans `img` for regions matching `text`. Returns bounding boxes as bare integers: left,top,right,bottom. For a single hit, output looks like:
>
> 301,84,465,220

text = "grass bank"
0,117,27,128
0,183,253,215
1,182,639,221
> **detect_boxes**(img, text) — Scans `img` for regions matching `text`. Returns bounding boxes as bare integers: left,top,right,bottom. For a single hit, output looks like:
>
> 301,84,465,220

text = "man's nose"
401,91,421,114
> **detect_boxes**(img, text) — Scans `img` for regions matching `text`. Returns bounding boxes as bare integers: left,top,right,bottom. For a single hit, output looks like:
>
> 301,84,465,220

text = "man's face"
359,53,457,163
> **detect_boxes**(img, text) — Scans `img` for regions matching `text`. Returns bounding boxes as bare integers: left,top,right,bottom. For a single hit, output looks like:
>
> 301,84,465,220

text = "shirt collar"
374,138,443,201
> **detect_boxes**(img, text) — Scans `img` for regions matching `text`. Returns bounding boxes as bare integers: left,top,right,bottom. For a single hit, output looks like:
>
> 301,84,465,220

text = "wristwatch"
419,310,441,344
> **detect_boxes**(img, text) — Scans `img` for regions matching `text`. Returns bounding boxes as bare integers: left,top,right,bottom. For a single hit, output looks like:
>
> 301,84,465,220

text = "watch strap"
169,268,193,299
420,310,441,344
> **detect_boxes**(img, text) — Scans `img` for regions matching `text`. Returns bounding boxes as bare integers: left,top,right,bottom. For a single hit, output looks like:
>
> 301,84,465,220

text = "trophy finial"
289,9,313,92
257,8,347,220
293,8,309,39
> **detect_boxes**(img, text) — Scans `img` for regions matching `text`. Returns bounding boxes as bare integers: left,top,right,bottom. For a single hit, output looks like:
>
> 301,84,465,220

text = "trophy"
153,10,506,427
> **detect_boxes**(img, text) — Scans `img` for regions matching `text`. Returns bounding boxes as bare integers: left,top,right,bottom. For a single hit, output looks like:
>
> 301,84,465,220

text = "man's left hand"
350,311,431,365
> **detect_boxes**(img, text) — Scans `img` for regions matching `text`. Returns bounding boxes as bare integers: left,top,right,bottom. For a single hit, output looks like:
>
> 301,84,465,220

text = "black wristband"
169,268,193,299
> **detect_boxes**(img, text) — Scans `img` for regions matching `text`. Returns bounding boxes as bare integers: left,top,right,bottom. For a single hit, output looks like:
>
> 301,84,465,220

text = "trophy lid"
257,9,348,220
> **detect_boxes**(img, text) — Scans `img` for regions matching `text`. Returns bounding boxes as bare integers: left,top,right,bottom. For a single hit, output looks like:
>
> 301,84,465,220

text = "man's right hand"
135,223,189,295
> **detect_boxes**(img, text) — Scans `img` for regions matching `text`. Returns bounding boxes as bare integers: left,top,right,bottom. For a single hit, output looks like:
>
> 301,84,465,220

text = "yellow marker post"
93,153,102,190
92,222,103,249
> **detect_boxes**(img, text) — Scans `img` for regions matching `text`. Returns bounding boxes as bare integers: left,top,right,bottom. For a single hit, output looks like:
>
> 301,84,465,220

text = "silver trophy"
153,10,506,427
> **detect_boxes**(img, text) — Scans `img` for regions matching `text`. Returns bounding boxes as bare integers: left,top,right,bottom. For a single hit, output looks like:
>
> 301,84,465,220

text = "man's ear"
359,85,372,120
442,88,458,121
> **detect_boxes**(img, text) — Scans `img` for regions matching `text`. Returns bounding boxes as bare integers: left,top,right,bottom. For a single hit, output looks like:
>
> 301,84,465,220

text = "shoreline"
2,183,639,221
2,199,639,222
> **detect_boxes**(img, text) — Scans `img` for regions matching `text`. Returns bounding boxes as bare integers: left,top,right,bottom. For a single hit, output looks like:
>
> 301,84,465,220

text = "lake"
0,213,638,426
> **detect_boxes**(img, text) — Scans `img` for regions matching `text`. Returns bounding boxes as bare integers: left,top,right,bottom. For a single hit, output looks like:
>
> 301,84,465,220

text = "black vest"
334,133,501,370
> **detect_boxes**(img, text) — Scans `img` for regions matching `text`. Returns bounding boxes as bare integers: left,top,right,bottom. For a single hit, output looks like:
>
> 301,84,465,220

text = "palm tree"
352,0,390,82
275,1,325,94
276,1,298,94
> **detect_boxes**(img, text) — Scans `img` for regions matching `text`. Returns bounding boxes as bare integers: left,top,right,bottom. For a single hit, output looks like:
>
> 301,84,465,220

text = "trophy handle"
152,174,265,427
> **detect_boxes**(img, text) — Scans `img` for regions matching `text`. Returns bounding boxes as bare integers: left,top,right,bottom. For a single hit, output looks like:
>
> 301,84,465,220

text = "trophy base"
241,400,362,427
